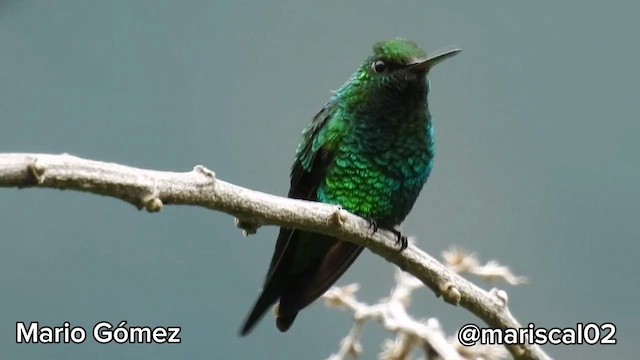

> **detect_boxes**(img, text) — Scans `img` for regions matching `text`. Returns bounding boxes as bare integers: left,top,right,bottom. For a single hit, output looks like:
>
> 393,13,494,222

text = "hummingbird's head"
339,38,460,116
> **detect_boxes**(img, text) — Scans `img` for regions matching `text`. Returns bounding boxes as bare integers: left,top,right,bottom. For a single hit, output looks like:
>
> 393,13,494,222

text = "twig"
324,247,521,359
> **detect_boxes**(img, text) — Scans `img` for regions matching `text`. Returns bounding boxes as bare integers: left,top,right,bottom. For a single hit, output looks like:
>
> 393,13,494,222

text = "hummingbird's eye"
372,60,387,73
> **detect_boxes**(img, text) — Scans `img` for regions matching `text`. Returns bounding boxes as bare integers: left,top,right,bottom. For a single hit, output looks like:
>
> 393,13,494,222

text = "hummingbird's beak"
408,47,462,73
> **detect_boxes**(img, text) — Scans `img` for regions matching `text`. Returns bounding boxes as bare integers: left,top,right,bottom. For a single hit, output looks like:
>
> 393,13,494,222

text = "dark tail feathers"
276,312,298,332
239,287,279,336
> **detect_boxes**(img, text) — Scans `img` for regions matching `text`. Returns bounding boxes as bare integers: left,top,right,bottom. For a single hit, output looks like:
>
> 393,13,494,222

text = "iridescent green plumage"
240,38,460,335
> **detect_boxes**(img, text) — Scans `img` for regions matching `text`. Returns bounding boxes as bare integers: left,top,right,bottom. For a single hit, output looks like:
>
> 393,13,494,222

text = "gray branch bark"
0,153,550,360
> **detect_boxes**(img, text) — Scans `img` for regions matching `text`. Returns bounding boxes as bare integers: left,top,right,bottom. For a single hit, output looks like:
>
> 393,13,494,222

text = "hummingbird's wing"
240,99,363,335
266,99,340,283
276,234,363,330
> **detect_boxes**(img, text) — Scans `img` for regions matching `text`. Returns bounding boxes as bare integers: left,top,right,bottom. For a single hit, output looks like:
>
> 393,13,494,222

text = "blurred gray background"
0,1,637,359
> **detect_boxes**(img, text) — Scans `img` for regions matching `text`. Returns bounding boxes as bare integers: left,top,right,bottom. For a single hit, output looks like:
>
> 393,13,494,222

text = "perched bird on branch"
240,38,460,335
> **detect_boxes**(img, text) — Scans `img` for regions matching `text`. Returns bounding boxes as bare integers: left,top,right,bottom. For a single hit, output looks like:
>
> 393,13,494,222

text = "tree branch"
0,153,550,360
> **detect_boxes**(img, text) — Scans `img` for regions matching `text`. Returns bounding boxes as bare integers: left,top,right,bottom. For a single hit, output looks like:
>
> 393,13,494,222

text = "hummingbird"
240,38,460,335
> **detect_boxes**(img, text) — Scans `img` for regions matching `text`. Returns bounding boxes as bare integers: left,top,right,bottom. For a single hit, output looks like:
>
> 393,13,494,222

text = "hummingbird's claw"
366,217,379,234
388,228,408,252
367,220,407,251
399,235,408,251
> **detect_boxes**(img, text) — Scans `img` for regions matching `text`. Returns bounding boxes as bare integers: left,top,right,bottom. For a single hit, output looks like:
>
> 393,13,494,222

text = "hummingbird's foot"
365,218,407,251
366,217,379,234
388,228,408,251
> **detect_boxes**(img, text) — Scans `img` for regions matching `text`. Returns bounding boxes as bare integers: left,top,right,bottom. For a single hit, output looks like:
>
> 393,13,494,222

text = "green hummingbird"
240,38,460,335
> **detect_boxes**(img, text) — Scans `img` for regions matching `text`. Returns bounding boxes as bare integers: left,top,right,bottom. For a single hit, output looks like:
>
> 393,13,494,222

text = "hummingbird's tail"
275,312,298,332
240,231,363,335
240,283,301,335
239,284,280,336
